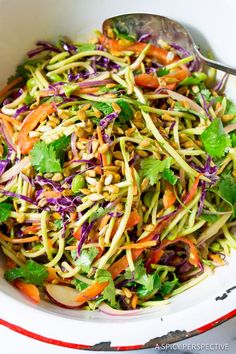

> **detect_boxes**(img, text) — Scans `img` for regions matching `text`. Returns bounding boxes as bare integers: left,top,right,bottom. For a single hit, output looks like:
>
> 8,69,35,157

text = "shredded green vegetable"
0,28,235,311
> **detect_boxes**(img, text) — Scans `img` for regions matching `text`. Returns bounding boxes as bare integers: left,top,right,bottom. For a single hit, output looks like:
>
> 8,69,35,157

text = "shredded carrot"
0,113,22,128
46,267,59,282
0,232,39,244
98,214,110,231
99,35,178,65
75,87,99,94
70,212,77,222
97,126,107,166
111,210,141,238
38,89,56,98
73,227,82,240
0,77,23,98
17,102,56,154
163,182,176,209
22,224,40,235
131,167,138,196
14,280,40,303
120,241,157,250
208,253,224,265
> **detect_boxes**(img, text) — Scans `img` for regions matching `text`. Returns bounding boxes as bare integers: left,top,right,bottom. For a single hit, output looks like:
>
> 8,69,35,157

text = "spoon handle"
194,45,236,76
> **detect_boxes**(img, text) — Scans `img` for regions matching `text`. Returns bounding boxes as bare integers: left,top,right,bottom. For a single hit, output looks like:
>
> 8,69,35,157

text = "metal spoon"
103,13,236,76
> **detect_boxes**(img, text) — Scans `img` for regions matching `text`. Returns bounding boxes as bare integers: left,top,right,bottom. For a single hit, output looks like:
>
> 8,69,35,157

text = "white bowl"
0,0,236,350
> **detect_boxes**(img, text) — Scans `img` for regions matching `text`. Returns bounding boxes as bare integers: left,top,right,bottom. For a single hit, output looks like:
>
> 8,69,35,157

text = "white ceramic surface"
0,0,235,350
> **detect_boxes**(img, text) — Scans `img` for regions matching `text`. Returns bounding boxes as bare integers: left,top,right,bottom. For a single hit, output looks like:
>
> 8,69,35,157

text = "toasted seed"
79,188,90,195
63,169,71,177
76,141,86,150
68,151,73,160
112,102,121,113
222,114,235,123
113,126,124,135
29,131,41,138
162,113,175,122
125,127,136,137
141,178,149,192
170,141,179,149
232,170,236,178
46,121,57,128
113,151,123,160
105,185,120,194
52,212,61,220
103,166,120,172
98,143,109,154
122,287,133,299
84,170,95,178
116,202,123,211
136,149,149,157
86,177,97,186
112,173,121,183
104,174,113,186
98,235,105,249
182,141,194,148
16,214,25,223
81,103,91,111
134,111,142,121
52,173,63,182
38,198,47,207
114,160,123,167
62,190,72,197
143,224,156,232
49,116,60,124
139,139,150,148
88,193,104,201
131,294,138,309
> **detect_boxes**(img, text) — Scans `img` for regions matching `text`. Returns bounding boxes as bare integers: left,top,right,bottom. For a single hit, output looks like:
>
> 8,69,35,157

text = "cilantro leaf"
4,260,48,286
96,269,116,306
113,27,136,42
73,247,98,273
49,135,70,164
200,213,219,223
179,72,207,86
160,274,179,296
0,202,12,223
162,168,178,185
217,175,236,217
93,102,113,116
201,118,231,158
139,156,172,185
230,132,236,147
225,99,236,115
77,43,96,53
54,219,63,230
30,141,62,173
157,67,170,77
125,259,161,297
116,99,133,124
72,278,89,291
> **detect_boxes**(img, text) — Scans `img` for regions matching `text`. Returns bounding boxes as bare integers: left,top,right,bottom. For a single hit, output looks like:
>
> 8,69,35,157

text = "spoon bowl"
103,13,236,75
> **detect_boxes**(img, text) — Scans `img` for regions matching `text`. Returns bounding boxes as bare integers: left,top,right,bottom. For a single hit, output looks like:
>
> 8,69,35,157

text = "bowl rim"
0,309,235,351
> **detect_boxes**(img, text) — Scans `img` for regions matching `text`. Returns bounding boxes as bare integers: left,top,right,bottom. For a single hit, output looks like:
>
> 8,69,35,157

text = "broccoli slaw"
0,27,236,312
